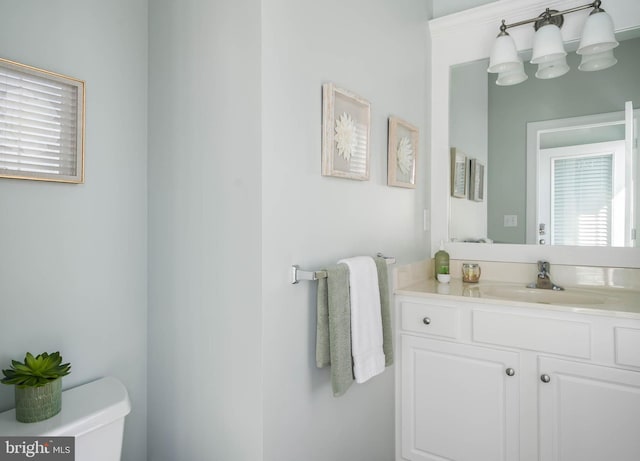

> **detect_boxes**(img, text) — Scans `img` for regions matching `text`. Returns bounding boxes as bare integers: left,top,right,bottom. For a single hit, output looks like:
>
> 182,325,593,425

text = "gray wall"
147,0,263,460
488,37,640,244
432,0,493,18
0,2,148,461
148,0,430,460
261,1,429,460
1,1,431,460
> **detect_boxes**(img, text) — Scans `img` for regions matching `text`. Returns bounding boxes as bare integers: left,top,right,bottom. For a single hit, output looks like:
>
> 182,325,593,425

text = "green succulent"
1,352,71,388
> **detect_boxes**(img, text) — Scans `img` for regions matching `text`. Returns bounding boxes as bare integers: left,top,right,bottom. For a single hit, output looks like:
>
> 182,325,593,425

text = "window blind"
552,154,613,246
0,58,84,183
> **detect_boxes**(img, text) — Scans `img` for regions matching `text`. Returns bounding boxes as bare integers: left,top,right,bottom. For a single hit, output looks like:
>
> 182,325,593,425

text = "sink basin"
468,285,617,306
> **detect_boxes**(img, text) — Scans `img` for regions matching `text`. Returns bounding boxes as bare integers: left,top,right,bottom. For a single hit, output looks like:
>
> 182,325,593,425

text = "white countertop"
396,278,640,320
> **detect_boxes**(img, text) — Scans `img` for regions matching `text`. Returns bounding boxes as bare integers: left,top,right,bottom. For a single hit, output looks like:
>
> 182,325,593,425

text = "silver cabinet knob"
422,317,431,325
540,374,551,383
505,368,515,377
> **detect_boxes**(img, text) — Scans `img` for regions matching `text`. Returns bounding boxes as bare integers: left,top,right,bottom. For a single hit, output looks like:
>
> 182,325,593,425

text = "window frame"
0,57,85,184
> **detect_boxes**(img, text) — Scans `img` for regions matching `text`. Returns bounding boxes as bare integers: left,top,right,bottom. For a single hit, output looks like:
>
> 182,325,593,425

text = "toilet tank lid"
0,377,131,437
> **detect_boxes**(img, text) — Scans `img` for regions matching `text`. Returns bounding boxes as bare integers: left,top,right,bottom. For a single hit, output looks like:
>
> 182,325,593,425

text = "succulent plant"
1,352,71,388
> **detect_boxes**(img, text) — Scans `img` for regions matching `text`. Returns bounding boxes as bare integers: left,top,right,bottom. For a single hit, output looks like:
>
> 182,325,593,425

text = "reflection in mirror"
526,106,638,247
449,35,640,247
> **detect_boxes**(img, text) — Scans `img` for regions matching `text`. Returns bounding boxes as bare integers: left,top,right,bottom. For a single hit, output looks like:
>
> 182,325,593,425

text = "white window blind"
0,58,84,183
552,154,613,246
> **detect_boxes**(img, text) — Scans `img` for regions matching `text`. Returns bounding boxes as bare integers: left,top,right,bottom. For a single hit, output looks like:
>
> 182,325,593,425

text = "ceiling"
432,0,498,18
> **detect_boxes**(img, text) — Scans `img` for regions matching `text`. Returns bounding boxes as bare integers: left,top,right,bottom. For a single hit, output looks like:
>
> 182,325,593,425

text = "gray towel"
316,264,354,397
316,257,393,397
374,256,394,366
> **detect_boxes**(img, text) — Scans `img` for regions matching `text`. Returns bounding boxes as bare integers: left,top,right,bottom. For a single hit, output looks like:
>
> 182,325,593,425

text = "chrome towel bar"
290,254,396,284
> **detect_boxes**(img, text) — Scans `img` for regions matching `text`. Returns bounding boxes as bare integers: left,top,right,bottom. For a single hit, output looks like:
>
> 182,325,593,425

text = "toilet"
0,377,131,461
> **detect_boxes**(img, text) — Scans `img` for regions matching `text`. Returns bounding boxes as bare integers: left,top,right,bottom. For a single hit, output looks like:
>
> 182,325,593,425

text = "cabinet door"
538,357,640,461
401,335,520,461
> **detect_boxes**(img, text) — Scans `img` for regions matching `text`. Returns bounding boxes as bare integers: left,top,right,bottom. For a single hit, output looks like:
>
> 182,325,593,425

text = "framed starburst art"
469,158,485,202
321,83,370,180
387,116,418,188
450,147,468,198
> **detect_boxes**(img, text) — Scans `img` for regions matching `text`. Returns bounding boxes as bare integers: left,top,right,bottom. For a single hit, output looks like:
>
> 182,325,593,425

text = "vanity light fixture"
488,0,618,85
496,60,528,86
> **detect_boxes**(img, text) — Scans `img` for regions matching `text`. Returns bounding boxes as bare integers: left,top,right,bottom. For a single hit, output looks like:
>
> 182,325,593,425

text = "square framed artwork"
321,83,371,180
469,158,485,202
450,148,467,198
387,116,418,188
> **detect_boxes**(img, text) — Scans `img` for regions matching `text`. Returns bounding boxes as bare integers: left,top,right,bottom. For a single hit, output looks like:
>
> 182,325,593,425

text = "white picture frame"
469,158,485,202
321,83,371,181
0,57,85,184
450,147,467,198
387,116,418,188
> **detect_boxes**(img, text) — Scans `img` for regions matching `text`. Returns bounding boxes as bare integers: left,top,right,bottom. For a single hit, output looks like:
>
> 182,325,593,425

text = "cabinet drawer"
473,310,591,358
615,327,640,368
401,302,460,338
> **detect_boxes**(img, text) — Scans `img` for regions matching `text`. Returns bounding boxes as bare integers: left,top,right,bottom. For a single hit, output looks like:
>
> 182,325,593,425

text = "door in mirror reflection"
538,143,623,246
528,102,638,247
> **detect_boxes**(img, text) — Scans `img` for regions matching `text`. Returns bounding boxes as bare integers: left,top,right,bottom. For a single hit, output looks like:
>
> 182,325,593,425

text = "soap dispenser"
434,241,450,278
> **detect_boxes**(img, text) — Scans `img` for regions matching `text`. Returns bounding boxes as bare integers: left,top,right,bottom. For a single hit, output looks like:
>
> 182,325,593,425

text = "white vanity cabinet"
401,335,520,461
537,357,640,461
395,295,640,461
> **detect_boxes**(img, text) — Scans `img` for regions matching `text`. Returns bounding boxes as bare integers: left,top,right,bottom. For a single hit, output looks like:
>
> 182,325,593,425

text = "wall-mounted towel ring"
291,254,395,284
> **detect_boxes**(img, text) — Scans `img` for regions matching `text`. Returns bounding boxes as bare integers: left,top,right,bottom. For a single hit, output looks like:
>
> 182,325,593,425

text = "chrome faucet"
527,261,564,290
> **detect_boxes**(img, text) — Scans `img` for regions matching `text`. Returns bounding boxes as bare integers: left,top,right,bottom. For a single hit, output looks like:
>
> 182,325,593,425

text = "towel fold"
374,256,394,367
316,264,354,397
338,256,385,383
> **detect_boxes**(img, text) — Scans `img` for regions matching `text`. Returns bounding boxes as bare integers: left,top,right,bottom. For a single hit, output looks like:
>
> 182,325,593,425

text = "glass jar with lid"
462,263,481,283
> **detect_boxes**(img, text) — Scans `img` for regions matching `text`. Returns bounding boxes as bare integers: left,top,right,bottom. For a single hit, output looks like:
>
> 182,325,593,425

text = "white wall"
147,0,264,460
261,1,430,460
0,2,148,461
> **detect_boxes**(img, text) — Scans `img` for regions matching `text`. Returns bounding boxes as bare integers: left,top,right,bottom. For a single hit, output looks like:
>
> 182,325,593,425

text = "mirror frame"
429,0,640,268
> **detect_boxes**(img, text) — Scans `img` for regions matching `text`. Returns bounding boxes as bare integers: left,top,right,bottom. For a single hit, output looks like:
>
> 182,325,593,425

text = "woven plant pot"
14,378,62,423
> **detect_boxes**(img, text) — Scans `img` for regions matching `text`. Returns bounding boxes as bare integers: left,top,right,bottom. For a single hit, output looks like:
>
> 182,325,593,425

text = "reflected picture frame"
469,158,485,202
321,82,371,181
387,116,418,188
450,147,467,198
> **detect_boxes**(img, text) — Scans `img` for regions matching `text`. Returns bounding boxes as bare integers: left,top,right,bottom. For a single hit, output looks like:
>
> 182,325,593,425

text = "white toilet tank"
0,377,131,461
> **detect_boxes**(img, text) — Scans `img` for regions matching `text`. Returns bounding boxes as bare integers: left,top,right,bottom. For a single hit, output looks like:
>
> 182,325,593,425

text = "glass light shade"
496,60,528,86
535,56,569,79
577,10,619,55
488,33,520,73
531,24,567,64
578,49,617,71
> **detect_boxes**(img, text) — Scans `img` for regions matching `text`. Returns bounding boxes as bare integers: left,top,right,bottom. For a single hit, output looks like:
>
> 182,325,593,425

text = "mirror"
449,35,639,247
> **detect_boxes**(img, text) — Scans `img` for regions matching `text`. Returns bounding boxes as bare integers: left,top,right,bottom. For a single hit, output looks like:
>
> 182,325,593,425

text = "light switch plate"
504,215,518,227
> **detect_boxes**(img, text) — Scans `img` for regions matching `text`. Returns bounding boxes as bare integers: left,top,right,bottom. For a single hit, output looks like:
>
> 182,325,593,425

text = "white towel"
338,256,386,383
